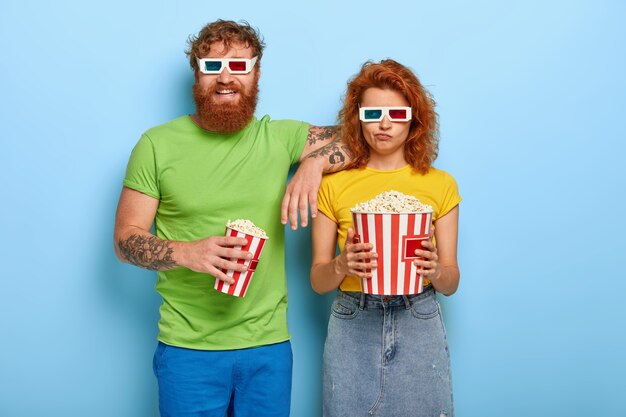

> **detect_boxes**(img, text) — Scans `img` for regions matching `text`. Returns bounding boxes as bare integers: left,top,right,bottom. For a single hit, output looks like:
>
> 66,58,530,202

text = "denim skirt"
322,286,453,417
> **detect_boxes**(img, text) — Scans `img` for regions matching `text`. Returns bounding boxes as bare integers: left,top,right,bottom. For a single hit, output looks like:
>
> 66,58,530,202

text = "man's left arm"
281,125,353,230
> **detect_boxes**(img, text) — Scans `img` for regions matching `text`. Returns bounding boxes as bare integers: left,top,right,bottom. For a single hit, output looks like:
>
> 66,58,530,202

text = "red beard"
192,80,259,133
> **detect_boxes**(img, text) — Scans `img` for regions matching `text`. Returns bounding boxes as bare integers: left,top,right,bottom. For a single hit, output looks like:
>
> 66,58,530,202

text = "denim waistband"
338,285,435,310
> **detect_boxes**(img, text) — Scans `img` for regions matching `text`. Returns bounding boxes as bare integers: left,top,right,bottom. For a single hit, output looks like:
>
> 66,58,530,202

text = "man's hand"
281,125,355,230
180,236,252,284
281,157,325,230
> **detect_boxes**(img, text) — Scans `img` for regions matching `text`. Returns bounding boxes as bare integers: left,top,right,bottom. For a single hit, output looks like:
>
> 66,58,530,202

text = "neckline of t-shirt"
363,164,412,174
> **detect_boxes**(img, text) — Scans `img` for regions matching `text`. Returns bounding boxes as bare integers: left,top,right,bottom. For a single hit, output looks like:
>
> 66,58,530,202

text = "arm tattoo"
306,139,354,173
118,234,177,270
306,126,337,146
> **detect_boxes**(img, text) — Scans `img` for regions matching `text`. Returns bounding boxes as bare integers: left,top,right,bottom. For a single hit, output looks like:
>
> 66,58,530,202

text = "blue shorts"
153,340,292,417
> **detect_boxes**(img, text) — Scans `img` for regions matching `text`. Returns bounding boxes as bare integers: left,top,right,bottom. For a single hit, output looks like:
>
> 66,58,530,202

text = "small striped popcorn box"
351,211,432,295
214,226,268,297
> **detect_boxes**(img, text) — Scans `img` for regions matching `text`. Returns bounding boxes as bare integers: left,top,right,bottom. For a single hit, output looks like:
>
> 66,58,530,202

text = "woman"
311,59,461,417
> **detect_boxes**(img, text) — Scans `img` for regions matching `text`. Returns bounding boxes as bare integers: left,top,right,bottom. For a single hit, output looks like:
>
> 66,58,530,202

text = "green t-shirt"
123,115,309,350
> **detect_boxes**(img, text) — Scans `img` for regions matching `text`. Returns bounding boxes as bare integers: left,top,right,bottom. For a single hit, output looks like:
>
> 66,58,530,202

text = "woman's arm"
310,213,378,294
413,205,460,296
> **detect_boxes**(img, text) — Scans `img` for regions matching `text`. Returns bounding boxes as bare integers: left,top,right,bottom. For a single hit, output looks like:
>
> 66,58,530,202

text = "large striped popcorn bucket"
214,227,268,297
351,211,433,295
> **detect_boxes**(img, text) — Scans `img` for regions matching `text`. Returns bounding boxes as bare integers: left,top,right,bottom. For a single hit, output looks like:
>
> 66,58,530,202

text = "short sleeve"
267,119,309,164
317,176,338,223
437,172,462,219
123,134,160,199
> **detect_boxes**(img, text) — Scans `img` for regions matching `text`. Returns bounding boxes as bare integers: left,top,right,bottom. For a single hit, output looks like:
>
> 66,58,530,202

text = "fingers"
188,236,254,280
308,189,318,219
211,266,237,284
285,192,314,230
207,258,248,285
348,260,377,270
413,240,436,258
413,241,439,277
212,272,235,285
346,229,371,253
212,240,251,261
347,242,374,254
286,191,304,230
215,236,249,248
280,191,291,225
346,243,377,279
281,182,312,230
413,258,438,272
213,243,252,281
349,270,373,279
413,253,438,278
344,230,376,278
347,259,376,279
413,249,438,263
420,239,435,250
282,159,323,229
298,193,309,228
220,247,253,261
209,253,249,272
349,250,377,262
208,260,248,284
216,256,248,271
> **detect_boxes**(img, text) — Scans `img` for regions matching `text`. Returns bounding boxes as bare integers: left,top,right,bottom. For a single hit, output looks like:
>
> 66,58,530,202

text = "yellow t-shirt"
317,165,462,292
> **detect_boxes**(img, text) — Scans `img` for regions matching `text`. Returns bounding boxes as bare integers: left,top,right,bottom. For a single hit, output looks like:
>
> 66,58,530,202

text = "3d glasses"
359,106,412,122
196,56,258,74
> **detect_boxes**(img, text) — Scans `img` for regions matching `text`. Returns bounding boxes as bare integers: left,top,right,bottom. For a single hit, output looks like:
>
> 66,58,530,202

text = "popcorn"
350,192,433,295
351,190,433,214
216,219,268,297
226,219,268,239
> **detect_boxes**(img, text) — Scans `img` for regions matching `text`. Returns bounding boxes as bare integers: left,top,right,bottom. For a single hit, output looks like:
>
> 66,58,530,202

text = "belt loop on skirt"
402,295,411,309
359,292,366,310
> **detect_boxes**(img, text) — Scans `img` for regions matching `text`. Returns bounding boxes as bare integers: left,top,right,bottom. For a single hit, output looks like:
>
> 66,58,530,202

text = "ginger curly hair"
185,19,265,72
339,59,439,174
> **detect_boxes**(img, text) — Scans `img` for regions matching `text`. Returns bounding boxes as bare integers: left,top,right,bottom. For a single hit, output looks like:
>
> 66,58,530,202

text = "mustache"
208,83,240,95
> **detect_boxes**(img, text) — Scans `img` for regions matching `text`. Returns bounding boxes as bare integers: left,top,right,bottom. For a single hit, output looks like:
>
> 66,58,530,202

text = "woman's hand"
413,238,441,281
334,228,378,279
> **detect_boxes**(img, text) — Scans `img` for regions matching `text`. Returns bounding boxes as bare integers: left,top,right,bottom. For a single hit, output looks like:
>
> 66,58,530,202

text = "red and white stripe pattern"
214,227,267,297
351,212,432,295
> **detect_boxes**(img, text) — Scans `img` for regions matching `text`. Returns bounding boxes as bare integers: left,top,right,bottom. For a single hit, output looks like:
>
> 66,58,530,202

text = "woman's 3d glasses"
359,106,412,122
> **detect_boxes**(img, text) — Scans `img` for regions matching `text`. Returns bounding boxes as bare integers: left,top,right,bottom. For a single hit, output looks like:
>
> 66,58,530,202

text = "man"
114,20,349,417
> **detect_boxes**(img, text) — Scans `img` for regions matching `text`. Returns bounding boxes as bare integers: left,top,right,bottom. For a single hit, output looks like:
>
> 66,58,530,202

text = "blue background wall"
1,1,625,416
